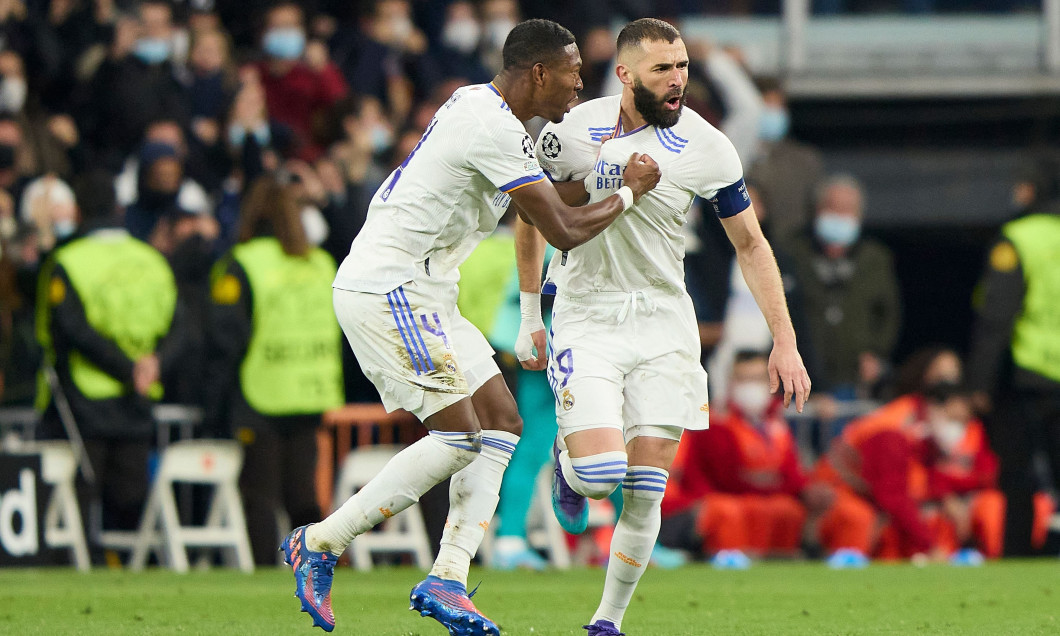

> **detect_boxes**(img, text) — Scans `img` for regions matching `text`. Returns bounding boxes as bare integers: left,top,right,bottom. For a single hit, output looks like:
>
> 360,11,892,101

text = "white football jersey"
536,94,745,295
334,83,545,293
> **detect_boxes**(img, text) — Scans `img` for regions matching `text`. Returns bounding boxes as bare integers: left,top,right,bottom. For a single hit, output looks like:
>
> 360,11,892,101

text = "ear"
532,62,548,87
615,62,633,88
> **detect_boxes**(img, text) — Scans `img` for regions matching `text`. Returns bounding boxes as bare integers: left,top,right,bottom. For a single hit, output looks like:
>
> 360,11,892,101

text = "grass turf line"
1,561,1058,635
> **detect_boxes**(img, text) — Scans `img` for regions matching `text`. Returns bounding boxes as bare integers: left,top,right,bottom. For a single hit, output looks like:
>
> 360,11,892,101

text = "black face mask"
0,143,16,171
138,186,180,211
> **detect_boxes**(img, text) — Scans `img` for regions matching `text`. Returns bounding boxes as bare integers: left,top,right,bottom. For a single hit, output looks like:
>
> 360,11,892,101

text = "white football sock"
306,431,481,556
430,429,518,585
591,466,668,629
561,450,628,499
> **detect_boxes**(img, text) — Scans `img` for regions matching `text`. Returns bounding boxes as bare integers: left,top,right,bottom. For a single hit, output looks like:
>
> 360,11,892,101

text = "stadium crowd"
0,0,1056,572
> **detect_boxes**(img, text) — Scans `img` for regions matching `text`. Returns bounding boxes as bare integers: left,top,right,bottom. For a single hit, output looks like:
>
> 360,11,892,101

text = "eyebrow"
651,59,689,71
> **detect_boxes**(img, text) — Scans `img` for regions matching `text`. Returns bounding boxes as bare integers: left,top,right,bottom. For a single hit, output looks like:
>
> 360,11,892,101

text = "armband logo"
521,134,535,158
523,160,540,173
541,131,562,159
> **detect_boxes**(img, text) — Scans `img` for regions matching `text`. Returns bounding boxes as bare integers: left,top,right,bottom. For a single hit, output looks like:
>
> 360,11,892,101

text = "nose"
575,75,584,92
669,68,684,89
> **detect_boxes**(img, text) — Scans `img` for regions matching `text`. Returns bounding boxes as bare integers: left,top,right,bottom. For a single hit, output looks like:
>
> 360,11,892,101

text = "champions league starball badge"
541,131,561,159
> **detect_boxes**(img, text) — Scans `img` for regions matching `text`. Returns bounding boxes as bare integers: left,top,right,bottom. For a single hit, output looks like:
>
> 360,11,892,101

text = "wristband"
519,291,543,323
615,185,634,211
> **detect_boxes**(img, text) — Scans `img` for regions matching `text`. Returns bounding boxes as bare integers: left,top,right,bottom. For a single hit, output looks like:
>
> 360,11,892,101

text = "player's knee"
429,430,484,469
481,409,522,437
572,453,628,499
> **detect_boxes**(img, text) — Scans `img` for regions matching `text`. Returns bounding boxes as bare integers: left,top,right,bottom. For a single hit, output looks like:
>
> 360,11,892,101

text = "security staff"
204,175,344,564
36,172,183,538
968,154,1060,556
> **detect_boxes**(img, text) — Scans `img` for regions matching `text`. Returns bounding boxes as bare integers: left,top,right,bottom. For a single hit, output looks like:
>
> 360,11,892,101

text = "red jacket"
664,406,805,516
919,421,999,501
258,61,347,161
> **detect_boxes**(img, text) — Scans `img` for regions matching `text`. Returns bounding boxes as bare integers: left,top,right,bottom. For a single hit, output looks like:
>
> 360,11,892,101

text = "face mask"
370,124,393,154
759,106,789,143
442,19,481,54
814,211,860,248
0,214,16,240
53,218,77,240
730,381,772,419
301,205,328,246
133,38,172,65
0,76,27,114
932,419,966,454
263,28,306,60
390,16,413,42
484,18,515,47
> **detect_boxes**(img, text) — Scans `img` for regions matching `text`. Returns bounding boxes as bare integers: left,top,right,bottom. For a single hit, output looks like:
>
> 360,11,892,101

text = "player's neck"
619,89,647,133
492,73,531,121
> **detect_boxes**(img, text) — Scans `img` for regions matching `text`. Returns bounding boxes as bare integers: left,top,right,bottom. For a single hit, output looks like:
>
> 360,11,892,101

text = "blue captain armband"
708,177,751,219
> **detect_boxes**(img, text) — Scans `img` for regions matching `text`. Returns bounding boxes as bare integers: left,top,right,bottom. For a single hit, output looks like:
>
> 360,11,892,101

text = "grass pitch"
2,560,1058,635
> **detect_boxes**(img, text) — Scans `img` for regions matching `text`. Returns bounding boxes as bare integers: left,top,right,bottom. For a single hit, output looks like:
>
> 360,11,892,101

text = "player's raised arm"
511,152,659,251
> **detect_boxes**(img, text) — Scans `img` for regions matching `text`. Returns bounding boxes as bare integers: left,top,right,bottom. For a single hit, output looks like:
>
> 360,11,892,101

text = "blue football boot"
584,619,626,635
409,575,500,635
551,442,589,534
281,525,336,632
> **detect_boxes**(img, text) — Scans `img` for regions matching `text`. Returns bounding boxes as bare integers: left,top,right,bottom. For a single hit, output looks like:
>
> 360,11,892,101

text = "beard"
632,78,684,129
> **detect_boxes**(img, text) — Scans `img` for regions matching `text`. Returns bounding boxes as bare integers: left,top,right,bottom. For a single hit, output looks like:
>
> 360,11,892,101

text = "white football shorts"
547,288,709,441
333,273,499,420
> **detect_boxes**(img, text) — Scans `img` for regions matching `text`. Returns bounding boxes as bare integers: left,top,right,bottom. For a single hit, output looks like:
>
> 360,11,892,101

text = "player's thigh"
548,306,626,451
624,348,710,434
333,284,473,422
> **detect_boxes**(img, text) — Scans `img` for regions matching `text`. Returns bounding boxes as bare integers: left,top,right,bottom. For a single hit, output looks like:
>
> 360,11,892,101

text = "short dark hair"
502,19,576,71
616,18,680,54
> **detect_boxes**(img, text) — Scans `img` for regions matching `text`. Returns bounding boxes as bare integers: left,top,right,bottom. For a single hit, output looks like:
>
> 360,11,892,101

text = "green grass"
2,561,1059,635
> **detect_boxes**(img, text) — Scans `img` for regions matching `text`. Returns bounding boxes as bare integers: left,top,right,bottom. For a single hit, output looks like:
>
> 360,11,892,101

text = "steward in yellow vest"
204,176,343,564
35,177,184,533
968,154,1060,556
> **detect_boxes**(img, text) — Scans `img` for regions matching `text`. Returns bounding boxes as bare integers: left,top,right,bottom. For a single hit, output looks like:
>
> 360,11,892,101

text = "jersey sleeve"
535,121,595,183
686,129,750,219
467,110,546,194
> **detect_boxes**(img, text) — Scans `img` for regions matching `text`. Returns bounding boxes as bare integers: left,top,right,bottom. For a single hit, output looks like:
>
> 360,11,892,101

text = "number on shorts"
548,347,574,400
419,312,450,349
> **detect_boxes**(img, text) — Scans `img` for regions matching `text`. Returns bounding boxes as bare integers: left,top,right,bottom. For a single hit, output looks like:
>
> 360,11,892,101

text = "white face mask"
0,76,27,114
484,18,515,47
932,419,966,454
390,16,413,42
301,205,328,246
730,381,772,419
442,18,481,54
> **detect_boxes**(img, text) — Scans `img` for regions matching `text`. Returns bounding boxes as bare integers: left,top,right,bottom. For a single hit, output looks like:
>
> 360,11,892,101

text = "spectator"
115,119,212,219
124,141,190,242
256,1,347,162
967,151,1060,556
662,350,810,565
203,175,344,565
745,77,825,254
792,174,900,401
35,170,184,548
434,0,491,85
186,27,238,185
78,1,191,171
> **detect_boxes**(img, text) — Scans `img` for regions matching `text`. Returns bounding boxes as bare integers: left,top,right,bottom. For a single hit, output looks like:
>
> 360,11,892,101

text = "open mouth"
664,96,682,111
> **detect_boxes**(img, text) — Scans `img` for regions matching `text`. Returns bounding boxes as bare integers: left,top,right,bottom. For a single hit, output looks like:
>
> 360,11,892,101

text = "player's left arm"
514,215,549,370
720,204,811,412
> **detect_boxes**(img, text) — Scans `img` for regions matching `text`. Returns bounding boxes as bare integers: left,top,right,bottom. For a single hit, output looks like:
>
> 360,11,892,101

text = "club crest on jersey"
561,389,575,411
541,131,562,158
442,354,458,374
521,134,535,158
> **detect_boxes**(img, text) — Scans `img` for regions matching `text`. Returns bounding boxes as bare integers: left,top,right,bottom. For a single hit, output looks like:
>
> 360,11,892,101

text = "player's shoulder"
546,94,621,138
446,83,516,124
672,108,732,150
